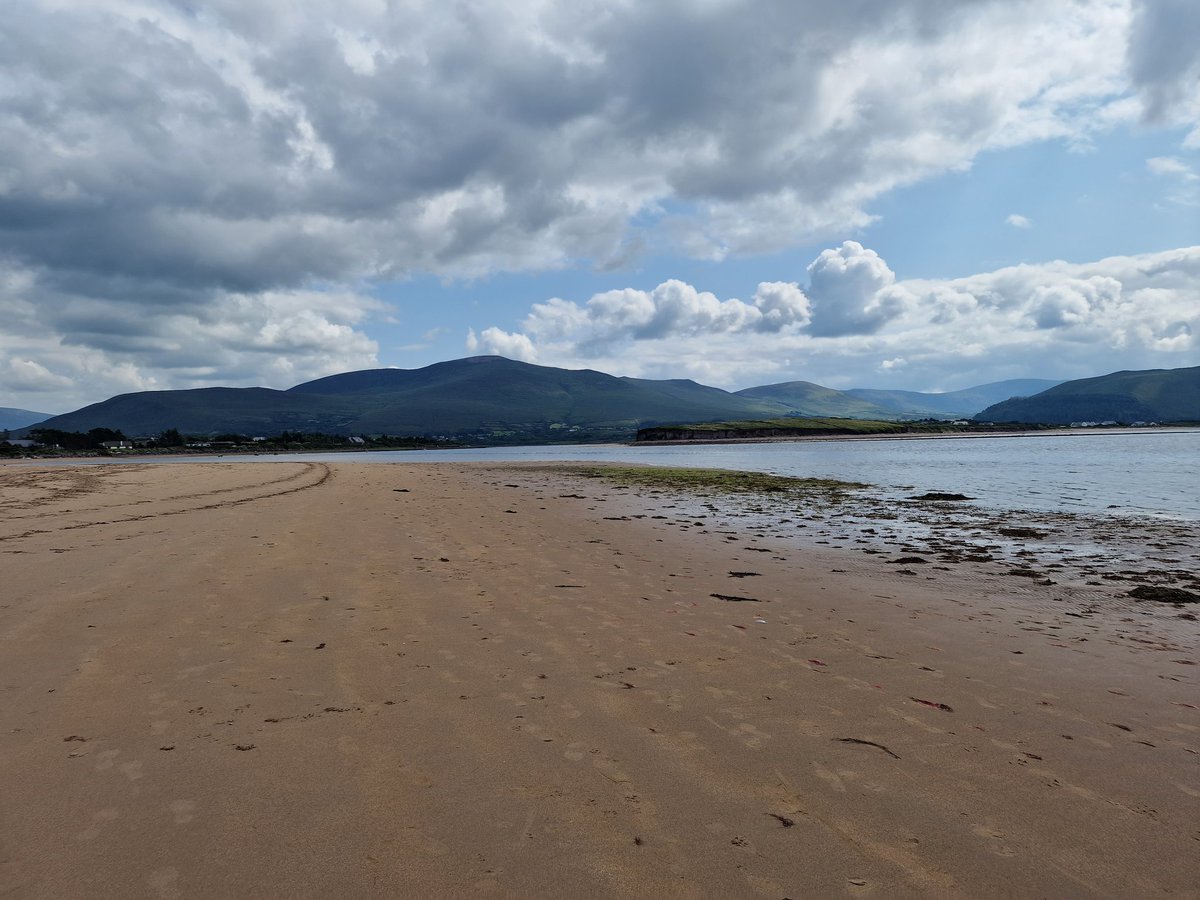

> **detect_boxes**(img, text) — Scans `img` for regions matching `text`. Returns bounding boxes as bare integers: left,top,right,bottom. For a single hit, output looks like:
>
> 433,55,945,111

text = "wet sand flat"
1,461,1197,898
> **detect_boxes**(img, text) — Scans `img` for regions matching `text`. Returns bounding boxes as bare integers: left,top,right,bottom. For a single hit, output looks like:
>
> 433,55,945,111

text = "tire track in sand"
0,462,332,545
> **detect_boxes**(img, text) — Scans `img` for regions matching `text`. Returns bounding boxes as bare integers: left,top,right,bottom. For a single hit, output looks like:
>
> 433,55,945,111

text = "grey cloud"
0,1,1189,407
1127,0,1200,122
1,0,1160,298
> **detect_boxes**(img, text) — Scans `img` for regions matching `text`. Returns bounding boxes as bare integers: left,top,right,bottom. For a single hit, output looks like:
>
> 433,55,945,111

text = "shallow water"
223,430,1200,521
14,429,1199,521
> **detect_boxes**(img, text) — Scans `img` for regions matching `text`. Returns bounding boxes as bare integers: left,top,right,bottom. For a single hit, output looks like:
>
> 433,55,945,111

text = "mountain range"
974,365,1200,424
11,357,1196,442
735,379,1059,420
0,407,53,431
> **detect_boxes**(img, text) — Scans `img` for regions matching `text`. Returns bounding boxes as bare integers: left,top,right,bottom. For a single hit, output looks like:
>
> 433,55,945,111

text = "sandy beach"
1,461,1196,898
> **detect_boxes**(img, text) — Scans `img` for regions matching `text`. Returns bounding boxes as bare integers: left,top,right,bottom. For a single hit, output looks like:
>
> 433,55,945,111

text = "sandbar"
0,462,1196,897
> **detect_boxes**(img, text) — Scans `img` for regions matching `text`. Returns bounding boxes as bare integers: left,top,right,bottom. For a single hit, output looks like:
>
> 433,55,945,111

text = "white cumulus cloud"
471,243,1200,391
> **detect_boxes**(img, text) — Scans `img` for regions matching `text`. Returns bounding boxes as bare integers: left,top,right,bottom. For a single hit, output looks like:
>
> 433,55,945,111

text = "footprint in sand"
593,756,632,785
812,762,850,793
559,701,583,719
734,722,771,749
971,824,1017,858
563,741,587,762
169,799,196,825
76,807,119,841
146,866,181,900
94,749,120,771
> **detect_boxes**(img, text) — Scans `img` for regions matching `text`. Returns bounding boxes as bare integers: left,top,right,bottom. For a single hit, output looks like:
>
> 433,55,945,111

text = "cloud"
472,243,1200,391
0,265,381,409
804,242,905,337
466,327,538,363
472,277,812,362
1147,156,1197,178
1146,154,1200,205
1006,213,1033,228
1,1,1197,408
1127,0,1200,140
2,357,73,393
0,3,1173,285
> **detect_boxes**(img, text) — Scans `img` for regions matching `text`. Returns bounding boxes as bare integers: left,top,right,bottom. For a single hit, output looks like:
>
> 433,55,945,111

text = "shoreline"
1,462,1196,896
5,425,1197,464
632,424,1200,446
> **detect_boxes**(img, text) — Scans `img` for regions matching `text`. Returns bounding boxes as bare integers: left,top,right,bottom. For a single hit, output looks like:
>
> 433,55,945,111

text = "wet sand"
0,462,1197,898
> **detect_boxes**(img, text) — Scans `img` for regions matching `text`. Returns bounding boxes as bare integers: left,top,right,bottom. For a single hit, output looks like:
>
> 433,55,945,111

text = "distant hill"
0,407,53,431
974,366,1200,424
734,378,1060,419
844,379,1062,419
734,381,900,418
21,356,1099,443
24,357,794,440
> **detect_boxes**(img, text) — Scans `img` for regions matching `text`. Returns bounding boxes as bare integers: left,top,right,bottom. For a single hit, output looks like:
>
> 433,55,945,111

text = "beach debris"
1107,722,1133,732
1128,585,1200,605
391,488,410,493
314,642,326,650
234,744,256,751
807,659,827,666
835,738,901,759
710,592,760,602
908,492,973,501
1006,568,1043,578
728,571,762,578
891,556,928,564
754,617,767,624
63,735,88,742
998,526,1047,539
766,813,795,827
910,697,953,712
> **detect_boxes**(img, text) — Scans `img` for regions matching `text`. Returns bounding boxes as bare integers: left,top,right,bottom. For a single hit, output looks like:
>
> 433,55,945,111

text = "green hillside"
24,357,793,440
975,366,1200,424
734,381,900,418
29,356,1161,443
845,379,1062,418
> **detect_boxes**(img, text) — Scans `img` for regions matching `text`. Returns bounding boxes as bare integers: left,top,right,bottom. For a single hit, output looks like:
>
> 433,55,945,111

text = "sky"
1,0,1198,414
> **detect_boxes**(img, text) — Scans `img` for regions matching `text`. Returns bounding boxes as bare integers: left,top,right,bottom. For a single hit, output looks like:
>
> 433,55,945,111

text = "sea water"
63,428,1194,522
